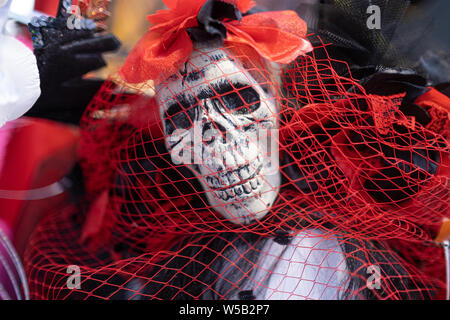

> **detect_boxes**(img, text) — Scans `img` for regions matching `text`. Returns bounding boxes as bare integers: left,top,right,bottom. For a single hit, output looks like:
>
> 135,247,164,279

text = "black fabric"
273,230,293,245
435,83,450,98
27,0,120,124
25,79,104,125
239,290,256,300
309,0,410,76
132,232,433,300
294,0,449,85
357,69,438,128
187,0,242,47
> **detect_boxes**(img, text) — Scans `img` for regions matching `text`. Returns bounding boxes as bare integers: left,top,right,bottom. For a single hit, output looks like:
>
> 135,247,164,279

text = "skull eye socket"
164,100,199,136
221,87,260,115
162,79,263,135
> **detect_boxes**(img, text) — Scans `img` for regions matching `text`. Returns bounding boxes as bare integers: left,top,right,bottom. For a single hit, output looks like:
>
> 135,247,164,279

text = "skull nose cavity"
222,151,237,168
205,136,260,170
202,120,228,144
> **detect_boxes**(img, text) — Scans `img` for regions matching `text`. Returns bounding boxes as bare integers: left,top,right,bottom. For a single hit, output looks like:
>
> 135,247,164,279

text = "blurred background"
9,0,448,79
76,0,450,79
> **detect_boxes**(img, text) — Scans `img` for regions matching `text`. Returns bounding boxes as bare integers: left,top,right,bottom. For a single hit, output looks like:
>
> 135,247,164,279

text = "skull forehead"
156,47,256,106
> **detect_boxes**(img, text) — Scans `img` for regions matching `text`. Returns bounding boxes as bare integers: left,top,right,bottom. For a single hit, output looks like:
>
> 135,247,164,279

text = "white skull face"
156,46,280,225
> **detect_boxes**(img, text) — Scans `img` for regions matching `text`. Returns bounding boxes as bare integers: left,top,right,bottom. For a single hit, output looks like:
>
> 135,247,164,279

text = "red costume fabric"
23,0,450,300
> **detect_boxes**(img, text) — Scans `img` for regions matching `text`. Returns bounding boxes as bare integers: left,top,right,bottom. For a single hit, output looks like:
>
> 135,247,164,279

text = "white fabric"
10,0,34,18
256,230,349,300
220,229,349,300
0,34,40,128
9,0,38,25
0,0,11,33
212,229,351,300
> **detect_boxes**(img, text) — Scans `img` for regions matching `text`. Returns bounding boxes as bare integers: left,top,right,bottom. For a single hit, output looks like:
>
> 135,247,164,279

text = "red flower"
120,0,312,84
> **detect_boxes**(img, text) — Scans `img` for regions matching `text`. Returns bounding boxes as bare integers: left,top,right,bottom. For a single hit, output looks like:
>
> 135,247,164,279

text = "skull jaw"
206,187,280,225
194,165,281,225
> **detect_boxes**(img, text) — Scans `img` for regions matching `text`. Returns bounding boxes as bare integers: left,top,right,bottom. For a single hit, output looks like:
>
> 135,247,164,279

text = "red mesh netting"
24,38,450,300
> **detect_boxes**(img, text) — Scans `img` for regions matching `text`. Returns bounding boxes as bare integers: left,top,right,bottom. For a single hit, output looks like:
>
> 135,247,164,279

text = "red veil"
24,0,450,300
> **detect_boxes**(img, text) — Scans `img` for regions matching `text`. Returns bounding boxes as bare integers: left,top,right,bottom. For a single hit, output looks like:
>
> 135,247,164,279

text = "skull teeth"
242,182,251,194
234,186,243,196
213,177,262,202
221,165,251,185
206,164,261,189
218,191,229,201
236,166,251,180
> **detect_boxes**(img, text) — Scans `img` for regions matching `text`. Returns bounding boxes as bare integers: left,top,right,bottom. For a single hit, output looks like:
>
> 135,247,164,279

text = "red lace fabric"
24,38,449,300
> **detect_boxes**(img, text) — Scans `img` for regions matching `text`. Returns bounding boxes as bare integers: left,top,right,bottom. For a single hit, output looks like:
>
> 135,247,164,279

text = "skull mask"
157,46,280,225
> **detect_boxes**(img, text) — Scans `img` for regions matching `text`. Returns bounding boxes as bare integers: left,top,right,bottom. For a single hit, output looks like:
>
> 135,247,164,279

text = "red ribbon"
119,0,312,84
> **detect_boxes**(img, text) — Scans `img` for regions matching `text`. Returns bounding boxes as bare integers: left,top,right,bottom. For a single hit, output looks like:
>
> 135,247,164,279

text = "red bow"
119,0,312,84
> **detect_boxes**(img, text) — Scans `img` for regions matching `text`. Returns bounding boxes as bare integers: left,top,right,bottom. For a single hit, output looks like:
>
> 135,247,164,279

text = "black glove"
26,0,121,124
